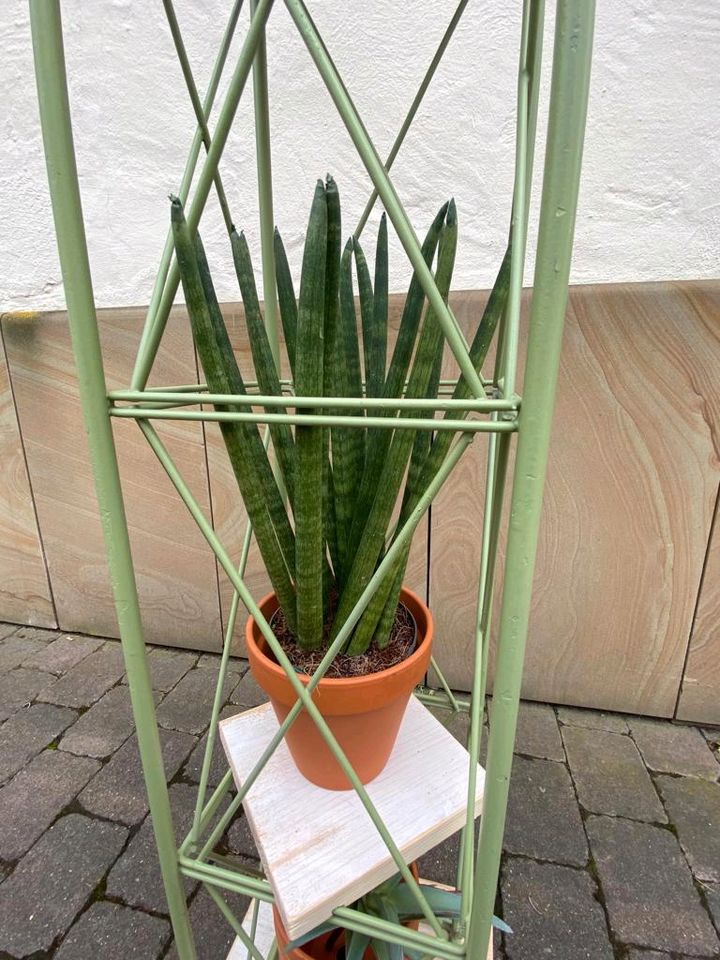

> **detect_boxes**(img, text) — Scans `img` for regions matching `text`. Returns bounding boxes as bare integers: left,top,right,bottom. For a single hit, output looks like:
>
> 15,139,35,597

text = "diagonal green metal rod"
248,898,262,960
189,519,254,845
28,4,197,957
250,0,282,369
428,656,461,712
467,1,596,955
190,428,270,844
180,857,273,899
497,0,532,399
283,0,485,401
139,420,474,937
204,883,267,960
354,0,469,239
501,0,544,398
162,0,234,234
131,0,276,391
131,0,244,390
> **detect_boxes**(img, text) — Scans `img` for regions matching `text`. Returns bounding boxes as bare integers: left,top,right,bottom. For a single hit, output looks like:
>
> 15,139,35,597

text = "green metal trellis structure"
29,1,595,957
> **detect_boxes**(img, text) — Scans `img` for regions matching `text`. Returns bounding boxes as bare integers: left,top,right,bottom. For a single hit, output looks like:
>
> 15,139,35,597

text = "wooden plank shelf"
226,896,494,960
219,697,485,940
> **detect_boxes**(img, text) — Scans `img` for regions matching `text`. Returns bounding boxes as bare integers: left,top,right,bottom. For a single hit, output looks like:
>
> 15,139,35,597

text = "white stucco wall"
2,1,718,312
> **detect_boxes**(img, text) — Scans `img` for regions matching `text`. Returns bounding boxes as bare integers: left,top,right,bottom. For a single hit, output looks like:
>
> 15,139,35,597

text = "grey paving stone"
625,953,717,960
656,775,720,882
435,705,470,743
514,701,565,761
55,901,170,960
0,667,55,720
157,667,238,735
39,641,126,708
630,717,720,780
0,621,18,640
557,705,629,734
229,667,268,709
0,633,47,671
587,814,719,955
704,882,720,929
501,857,612,960
0,813,128,957
79,727,196,824
504,756,587,866
0,749,100,860
183,704,238,787
0,702,77,783
226,810,260,862
106,782,201,912
197,651,246,677
22,633,104,675
166,886,250,960
123,646,197,693
416,824,478,886
624,952,669,959
59,685,152,758
562,726,666,822
13,624,61,643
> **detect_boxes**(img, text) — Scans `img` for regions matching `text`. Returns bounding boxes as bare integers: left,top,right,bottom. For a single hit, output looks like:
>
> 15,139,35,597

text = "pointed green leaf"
322,176,342,583
344,203,447,575
346,931,371,960
170,197,296,629
294,180,328,648
230,228,295,504
273,227,297,377
341,202,458,654
331,239,365,585
285,920,338,951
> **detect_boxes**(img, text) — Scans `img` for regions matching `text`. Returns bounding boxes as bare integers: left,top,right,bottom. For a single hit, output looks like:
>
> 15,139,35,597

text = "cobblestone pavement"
0,621,718,959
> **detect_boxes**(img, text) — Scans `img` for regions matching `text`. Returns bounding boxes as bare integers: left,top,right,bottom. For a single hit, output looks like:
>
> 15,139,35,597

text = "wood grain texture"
674,282,720,723
0,329,55,627
219,698,484,939
206,300,428,655
1,307,222,649
431,281,720,718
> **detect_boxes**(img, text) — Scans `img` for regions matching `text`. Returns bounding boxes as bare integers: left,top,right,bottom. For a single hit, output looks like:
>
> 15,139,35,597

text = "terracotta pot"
273,864,421,960
246,587,433,790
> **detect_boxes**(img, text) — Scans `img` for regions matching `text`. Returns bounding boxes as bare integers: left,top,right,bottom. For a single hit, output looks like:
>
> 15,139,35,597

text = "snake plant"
171,177,508,655
285,871,512,960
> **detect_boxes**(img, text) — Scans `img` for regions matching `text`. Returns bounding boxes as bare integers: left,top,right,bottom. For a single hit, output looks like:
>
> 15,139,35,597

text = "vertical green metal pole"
28,5,196,958
250,0,281,369
467,1,595,955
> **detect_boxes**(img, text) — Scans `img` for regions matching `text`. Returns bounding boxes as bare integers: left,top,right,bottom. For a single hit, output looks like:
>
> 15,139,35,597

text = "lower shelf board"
226,898,494,960
219,697,485,940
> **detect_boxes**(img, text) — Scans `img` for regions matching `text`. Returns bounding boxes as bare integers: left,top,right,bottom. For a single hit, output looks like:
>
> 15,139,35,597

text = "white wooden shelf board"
226,898,493,960
219,697,485,940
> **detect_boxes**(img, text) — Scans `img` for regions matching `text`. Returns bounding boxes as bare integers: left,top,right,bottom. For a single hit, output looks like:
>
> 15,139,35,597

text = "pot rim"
246,586,433,691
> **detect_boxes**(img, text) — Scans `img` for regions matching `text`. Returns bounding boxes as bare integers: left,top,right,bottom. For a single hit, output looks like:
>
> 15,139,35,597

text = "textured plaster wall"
2,2,719,312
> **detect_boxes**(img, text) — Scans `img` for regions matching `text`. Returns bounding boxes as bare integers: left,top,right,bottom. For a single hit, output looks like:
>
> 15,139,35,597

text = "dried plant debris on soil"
271,601,417,678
